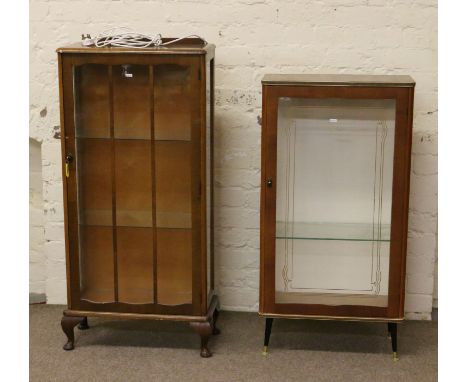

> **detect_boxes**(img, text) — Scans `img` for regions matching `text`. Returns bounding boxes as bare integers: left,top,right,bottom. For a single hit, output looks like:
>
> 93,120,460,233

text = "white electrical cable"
82,27,206,48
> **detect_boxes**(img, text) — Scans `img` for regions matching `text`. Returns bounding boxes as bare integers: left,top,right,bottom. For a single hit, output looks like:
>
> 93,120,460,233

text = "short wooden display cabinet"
260,74,415,360
57,39,219,357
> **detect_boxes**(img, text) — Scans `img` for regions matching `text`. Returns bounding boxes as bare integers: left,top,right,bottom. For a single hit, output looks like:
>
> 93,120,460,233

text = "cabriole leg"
61,315,84,351
78,317,89,330
190,321,213,358
388,322,399,361
263,318,274,355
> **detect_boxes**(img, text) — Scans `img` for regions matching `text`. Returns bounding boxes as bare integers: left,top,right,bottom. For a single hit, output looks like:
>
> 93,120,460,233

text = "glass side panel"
206,58,212,299
117,227,153,304
113,65,151,139
154,64,192,141
74,64,110,138
275,98,395,307
157,229,192,305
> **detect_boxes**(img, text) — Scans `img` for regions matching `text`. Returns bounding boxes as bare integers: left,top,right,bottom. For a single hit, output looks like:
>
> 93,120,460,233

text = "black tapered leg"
61,315,84,351
263,318,274,355
388,323,398,361
78,317,89,330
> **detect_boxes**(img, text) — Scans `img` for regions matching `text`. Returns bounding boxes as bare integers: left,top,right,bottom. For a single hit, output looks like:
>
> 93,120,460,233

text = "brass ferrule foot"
262,346,268,356
392,352,399,361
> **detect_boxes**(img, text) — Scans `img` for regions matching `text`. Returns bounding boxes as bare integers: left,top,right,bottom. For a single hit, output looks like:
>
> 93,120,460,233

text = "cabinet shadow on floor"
70,318,208,350
265,318,436,355
31,305,436,357
73,312,433,356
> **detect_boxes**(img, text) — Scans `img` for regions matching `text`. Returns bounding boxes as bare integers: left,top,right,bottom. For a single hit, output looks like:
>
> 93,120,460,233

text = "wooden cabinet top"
262,74,415,87
57,38,214,56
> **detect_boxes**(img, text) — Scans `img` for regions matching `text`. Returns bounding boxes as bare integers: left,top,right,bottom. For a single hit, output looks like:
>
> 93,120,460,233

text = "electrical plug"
81,34,94,47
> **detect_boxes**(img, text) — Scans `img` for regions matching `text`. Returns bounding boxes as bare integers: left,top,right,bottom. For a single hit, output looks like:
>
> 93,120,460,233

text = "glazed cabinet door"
60,55,203,315
261,85,413,319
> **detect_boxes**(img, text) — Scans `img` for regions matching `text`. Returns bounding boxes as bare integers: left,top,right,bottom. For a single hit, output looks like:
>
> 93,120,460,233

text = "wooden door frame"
259,84,414,320
58,53,206,316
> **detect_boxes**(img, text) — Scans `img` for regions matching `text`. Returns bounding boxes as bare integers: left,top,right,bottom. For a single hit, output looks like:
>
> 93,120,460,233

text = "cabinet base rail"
61,295,220,357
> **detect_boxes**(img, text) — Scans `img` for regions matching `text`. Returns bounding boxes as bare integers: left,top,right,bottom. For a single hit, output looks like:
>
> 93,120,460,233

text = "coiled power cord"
81,27,206,48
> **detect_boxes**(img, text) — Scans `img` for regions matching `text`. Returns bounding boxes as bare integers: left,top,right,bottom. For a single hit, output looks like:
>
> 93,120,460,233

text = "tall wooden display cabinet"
57,38,219,357
260,74,415,360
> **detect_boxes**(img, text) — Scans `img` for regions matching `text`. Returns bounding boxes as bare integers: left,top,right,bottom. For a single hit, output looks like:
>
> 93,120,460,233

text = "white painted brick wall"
29,0,437,319
29,139,45,296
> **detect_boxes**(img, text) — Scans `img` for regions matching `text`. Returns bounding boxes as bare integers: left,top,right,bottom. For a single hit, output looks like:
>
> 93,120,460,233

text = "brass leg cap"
392,352,399,361
262,346,268,356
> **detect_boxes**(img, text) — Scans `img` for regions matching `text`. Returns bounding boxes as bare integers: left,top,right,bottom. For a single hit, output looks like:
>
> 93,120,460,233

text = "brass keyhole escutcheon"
65,154,73,178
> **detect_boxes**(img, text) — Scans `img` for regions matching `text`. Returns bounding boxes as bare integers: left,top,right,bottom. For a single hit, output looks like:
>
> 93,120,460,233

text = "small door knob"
266,178,273,188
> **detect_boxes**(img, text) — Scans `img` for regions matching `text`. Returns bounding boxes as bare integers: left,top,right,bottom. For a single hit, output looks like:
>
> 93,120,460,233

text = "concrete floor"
30,305,437,382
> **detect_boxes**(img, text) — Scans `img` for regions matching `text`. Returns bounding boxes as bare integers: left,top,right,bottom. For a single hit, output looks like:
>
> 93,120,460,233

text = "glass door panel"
75,63,154,305
154,64,192,141
75,64,115,303
75,140,116,301
79,225,115,302
275,98,395,307
117,227,153,304
113,66,154,304
114,140,153,304
113,65,151,139
74,61,197,308
154,61,195,306
115,140,152,227
157,229,192,305
154,142,192,305
76,139,113,226
74,64,110,138
155,141,192,228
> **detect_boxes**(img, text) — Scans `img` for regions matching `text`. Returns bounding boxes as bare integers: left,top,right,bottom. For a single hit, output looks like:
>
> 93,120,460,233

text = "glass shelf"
80,287,154,304
75,136,191,142
276,221,390,242
79,223,192,230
